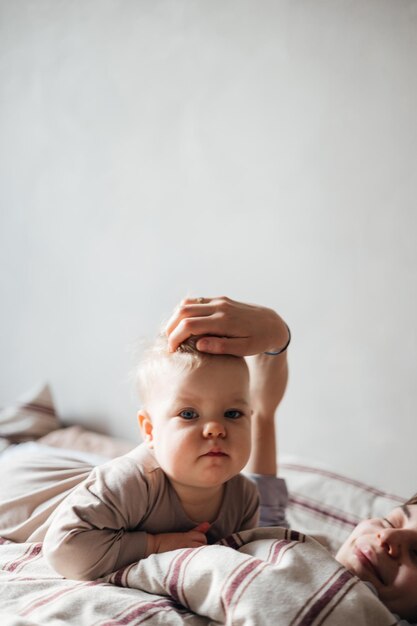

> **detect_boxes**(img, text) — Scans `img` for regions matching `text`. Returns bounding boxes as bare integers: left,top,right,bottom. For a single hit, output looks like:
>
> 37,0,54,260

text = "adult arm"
238,476,261,530
245,351,288,475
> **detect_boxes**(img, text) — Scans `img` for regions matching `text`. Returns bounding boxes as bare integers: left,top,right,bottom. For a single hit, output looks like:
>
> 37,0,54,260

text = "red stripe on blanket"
165,548,195,603
108,562,136,588
113,564,130,587
3,543,42,572
268,530,305,564
99,598,180,626
316,577,360,625
297,569,354,625
268,539,291,563
281,463,404,502
289,496,358,527
21,402,56,417
20,581,97,616
8,543,42,572
177,547,207,610
223,559,261,608
289,567,345,625
113,567,125,587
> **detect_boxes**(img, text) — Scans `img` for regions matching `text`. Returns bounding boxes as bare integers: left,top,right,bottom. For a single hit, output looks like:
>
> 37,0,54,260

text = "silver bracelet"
264,323,291,355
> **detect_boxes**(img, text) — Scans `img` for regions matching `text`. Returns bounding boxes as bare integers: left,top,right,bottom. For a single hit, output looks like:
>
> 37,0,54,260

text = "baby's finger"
194,521,211,533
189,532,208,546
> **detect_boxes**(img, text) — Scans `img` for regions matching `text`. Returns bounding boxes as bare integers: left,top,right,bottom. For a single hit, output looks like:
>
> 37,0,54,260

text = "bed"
0,384,405,625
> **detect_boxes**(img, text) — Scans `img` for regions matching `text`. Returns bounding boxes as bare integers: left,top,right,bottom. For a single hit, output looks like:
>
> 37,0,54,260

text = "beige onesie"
42,443,260,580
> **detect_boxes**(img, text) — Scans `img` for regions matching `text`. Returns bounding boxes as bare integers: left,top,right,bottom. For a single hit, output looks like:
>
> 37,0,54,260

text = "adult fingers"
166,312,228,352
165,296,232,336
195,336,253,357
164,296,286,356
165,301,216,337
180,296,215,306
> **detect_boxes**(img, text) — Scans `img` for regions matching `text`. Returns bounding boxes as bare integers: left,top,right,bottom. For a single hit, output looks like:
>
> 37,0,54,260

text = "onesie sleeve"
43,456,151,580
246,474,289,528
239,476,261,530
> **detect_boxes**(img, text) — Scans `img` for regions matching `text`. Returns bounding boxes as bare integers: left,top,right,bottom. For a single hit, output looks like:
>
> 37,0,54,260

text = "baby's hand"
146,523,211,555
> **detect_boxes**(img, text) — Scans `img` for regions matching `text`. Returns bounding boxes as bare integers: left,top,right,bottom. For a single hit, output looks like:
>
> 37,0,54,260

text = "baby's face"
336,503,417,620
141,356,252,494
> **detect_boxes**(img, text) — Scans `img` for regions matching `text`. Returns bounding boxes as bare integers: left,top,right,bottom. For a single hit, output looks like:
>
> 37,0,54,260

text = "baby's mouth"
354,547,384,584
203,450,228,457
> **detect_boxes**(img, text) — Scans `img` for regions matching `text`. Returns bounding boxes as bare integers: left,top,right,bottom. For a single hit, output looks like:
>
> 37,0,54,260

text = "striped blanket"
0,527,398,625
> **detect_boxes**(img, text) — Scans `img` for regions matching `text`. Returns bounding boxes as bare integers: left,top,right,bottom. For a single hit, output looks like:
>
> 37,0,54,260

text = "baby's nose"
203,421,226,438
377,529,401,558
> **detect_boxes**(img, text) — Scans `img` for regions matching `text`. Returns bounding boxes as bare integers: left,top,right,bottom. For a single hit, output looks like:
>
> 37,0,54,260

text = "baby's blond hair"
135,334,245,407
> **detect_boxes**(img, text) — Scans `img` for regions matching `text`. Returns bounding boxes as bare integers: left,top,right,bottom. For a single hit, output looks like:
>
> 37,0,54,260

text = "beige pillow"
0,383,60,444
281,455,404,554
39,425,135,458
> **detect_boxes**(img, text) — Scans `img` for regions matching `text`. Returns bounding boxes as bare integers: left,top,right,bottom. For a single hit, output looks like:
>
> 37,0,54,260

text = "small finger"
194,535,208,546
197,536,207,546
194,521,211,533
188,530,205,539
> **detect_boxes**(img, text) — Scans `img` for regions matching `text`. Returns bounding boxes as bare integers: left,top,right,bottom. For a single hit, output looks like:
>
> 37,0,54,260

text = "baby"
43,336,259,580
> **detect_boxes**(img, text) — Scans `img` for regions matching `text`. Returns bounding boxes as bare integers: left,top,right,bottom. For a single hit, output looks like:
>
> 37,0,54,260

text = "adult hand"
165,296,289,356
146,522,210,555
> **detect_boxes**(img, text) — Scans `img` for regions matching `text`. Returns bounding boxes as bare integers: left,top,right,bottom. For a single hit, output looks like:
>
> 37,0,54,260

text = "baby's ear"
138,410,154,448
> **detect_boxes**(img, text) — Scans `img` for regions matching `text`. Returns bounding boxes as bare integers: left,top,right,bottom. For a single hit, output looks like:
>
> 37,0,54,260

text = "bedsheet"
0,406,406,626
0,527,398,626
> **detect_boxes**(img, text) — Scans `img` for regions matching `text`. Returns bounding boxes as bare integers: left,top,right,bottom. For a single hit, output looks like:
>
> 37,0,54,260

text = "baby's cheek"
241,427,252,450
152,444,184,478
157,430,191,460
236,434,252,467
351,519,376,536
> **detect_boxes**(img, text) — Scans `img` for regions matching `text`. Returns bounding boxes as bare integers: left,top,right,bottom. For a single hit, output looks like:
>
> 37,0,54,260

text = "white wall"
1,0,416,496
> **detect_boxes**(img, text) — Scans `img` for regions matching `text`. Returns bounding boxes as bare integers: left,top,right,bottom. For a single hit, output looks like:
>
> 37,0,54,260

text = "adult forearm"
245,352,288,475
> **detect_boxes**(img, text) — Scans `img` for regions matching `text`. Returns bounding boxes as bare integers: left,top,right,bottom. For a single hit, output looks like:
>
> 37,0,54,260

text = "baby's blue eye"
224,409,243,419
179,409,198,420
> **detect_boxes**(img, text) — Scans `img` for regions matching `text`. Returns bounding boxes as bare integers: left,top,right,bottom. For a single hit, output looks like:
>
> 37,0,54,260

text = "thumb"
194,521,211,533
195,336,250,357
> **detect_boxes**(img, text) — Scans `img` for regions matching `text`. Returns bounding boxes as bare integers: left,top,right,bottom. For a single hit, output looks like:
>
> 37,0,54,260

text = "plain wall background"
1,0,416,496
